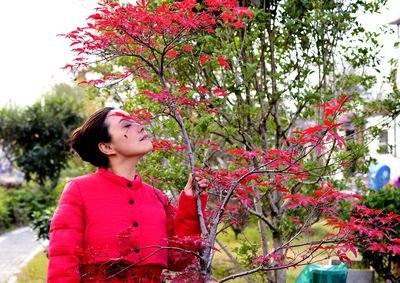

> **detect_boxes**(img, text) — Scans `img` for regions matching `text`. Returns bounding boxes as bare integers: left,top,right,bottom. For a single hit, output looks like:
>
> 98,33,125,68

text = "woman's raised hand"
183,174,208,196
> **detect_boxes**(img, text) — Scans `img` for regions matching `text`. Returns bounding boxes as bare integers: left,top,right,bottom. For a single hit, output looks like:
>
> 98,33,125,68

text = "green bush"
7,184,56,225
0,175,82,239
31,206,56,241
0,188,11,231
0,185,54,231
0,182,60,229
29,172,88,241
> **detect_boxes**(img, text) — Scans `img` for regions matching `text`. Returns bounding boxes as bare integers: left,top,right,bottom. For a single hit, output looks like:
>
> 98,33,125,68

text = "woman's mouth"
140,134,148,141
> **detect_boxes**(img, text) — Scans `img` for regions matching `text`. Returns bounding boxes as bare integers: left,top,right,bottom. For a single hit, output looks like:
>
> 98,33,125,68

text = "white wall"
366,115,400,180
366,116,400,156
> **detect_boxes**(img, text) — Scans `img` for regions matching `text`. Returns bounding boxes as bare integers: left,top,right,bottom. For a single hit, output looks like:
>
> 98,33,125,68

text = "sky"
0,0,98,107
0,0,399,108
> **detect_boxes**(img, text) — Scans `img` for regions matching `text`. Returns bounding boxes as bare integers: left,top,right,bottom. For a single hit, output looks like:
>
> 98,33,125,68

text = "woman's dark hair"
70,107,114,168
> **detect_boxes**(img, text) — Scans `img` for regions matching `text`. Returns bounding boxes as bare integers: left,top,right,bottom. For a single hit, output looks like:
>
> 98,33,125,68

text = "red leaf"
388,245,400,254
366,243,387,253
292,218,302,224
231,21,245,28
155,3,169,13
220,12,235,23
178,86,191,92
198,86,209,94
182,45,194,52
199,54,211,65
277,187,290,193
166,49,178,59
177,96,198,107
87,13,102,20
233,7,253,19
217,56,231,69
63,64,74,70
390,238,400,244
212,88,228,97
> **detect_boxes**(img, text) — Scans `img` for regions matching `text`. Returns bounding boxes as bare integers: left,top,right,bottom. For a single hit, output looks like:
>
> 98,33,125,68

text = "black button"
129,199,135,205
134,248,140,253
133,222,139,227
127,183,132,188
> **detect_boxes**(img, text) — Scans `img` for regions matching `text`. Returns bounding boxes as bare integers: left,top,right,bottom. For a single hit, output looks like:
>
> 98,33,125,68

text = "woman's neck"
107,157,139,180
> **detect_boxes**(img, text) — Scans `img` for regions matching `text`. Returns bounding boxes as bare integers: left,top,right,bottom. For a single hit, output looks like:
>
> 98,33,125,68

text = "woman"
47,107,208,282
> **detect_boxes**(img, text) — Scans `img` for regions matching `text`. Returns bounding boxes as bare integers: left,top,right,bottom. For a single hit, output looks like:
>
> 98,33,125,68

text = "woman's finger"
198,179,209,188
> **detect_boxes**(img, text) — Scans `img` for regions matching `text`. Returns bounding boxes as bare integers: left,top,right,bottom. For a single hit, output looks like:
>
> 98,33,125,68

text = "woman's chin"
141,143,153,155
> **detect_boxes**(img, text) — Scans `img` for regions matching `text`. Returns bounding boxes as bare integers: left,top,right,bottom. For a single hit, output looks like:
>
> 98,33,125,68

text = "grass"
213,223,261,282
17,251,48,283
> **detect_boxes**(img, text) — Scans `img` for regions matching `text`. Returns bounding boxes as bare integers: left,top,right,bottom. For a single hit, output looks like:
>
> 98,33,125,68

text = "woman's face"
104,109,153,158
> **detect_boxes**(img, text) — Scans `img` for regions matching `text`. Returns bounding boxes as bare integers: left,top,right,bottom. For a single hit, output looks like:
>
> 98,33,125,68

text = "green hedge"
0,182,61,232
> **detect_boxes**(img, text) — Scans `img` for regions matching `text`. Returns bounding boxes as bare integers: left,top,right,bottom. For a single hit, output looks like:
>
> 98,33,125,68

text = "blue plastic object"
295,263,348,283
368,165,391,191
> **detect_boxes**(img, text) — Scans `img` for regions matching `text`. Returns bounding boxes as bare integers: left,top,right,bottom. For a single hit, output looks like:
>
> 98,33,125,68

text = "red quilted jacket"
48,168,207,282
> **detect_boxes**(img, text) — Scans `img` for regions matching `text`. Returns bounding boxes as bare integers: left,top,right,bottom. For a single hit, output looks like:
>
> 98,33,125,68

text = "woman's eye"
124,124,131,128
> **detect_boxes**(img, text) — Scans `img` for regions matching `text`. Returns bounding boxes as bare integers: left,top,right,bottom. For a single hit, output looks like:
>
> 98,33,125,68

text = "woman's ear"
98,142,115,156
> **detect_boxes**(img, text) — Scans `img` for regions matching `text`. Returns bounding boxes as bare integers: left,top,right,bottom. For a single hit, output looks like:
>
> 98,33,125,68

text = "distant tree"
0,84,84,185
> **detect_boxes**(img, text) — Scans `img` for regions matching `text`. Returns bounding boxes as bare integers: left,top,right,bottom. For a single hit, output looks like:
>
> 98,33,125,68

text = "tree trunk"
254,189,275,282
272,232,286,283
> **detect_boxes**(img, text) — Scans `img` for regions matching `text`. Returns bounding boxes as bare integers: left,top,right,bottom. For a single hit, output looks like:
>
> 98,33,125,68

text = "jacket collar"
96,167,143,189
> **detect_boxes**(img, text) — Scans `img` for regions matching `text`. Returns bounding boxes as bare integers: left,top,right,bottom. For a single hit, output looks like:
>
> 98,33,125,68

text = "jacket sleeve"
174,192,207,236
167,191,207,271
47,180,84,283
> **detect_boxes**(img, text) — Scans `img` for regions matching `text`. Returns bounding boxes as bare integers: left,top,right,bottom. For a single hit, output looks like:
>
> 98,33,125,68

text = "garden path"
0,227,45,283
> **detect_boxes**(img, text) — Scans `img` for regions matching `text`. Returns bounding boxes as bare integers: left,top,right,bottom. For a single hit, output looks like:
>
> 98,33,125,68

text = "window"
379,130,389,154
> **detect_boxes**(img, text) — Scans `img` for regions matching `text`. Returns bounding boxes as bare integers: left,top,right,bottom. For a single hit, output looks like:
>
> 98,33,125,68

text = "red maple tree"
62,0,400,281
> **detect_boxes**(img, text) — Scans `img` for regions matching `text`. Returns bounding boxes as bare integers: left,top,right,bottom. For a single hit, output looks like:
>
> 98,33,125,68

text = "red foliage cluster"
140,87,216,113
109,108,152,124
317,96,349,120
304,204,400,265
152,139,187,152
62,0,252,87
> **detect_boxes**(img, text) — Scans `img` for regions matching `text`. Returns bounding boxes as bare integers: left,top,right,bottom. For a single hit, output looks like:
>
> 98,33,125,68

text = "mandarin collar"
96,167,142,189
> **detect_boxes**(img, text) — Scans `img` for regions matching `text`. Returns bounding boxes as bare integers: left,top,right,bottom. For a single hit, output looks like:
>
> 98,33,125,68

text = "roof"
389,16,400,25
